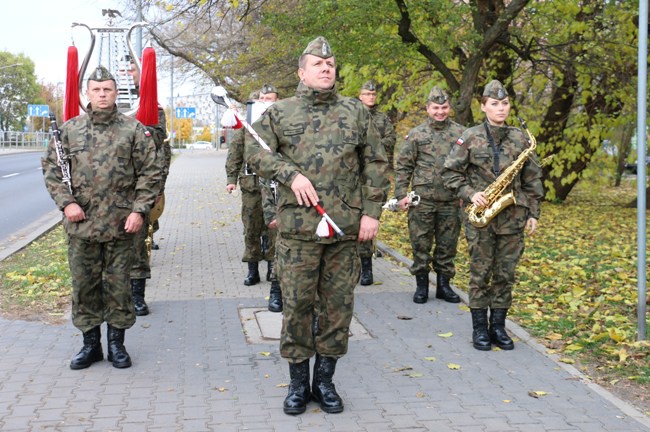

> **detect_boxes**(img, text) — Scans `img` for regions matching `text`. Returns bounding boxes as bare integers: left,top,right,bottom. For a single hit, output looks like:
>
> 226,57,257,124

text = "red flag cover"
64,46,80,121
136,47,159,126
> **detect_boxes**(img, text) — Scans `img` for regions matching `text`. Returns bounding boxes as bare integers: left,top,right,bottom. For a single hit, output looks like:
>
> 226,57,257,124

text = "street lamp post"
170,56,174,149
55,82,63,122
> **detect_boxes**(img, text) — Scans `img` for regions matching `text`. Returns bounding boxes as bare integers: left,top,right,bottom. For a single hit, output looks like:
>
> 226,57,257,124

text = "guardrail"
0,132,52,149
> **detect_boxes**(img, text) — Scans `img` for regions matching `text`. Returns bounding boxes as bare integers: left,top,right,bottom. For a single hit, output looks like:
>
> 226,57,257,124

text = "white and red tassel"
316,217,334,238
221,108,243,129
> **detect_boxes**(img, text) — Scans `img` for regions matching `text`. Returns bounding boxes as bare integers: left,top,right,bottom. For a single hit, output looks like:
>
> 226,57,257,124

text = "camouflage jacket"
394,117,465,202
247,82,389,242
367,105,396,170
442,121,544,222
42,105,162,242
260,178,278,226
146,106,171,192
225,128,260,193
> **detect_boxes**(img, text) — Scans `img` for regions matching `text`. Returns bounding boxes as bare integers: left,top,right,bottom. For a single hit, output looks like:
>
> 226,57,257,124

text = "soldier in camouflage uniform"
260,178,283,312
357,80,396,285
442,80,543,351
394,86,464,305
259,83,279,103
42,66,162,369
256,84,284,312
126,59,170,316
225,91,275,286
247,37,389,415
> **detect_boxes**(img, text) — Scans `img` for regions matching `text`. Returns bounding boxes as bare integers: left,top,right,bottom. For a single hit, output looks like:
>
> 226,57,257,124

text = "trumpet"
383,191,421,212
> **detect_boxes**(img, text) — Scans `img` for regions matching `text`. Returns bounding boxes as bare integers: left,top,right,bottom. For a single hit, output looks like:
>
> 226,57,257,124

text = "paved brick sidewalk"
0,150,647,431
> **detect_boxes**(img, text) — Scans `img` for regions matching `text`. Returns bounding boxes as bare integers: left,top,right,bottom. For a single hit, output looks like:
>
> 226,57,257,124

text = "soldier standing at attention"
442,80,543,351
126,58,170,316
225,91,274,286
394,86,464,305
260,176,282,312
357,80,396,285
258,84,279,103
247,37,389,415
256,84,283,312
42,66,162,369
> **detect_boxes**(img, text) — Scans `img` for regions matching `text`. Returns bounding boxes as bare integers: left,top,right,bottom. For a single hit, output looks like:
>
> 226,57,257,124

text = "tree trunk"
626,185,650,209
614,123,635,187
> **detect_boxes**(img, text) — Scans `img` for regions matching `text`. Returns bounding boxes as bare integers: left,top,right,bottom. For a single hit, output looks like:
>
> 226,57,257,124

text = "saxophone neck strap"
483,122,500,177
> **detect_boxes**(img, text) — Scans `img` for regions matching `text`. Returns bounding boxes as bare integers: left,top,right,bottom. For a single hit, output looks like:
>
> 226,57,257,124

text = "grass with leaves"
0,227,70,324
378,178,649,412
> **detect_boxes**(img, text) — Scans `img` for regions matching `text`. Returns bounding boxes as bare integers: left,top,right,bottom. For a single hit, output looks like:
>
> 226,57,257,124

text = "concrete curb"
0,209,62,262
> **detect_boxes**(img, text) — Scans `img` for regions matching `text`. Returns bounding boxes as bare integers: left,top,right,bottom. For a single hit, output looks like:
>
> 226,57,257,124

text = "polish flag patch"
144,130,152,137
456,138,464,146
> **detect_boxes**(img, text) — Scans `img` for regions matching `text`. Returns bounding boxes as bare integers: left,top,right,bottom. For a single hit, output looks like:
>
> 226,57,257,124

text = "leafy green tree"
125,0,641,201
259,0,639,201
194,125,213,142
0,52,40,134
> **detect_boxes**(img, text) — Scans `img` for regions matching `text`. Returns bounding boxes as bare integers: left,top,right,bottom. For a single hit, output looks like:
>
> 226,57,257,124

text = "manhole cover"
239,308,372,344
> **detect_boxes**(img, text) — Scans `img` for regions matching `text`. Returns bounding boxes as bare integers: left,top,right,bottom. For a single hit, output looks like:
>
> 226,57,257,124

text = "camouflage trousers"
358,239,375,259
465,224,525,309
241,189,275,262
67,235,136,333
130,215,151,279
276,237,360,363
408,200,461,277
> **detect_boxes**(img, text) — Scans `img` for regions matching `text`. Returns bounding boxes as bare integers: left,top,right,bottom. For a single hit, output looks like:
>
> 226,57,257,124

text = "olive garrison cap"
261,84,278,95
483,80,508,100
87,66,116,83
361,80,377,92
427,86,449,104
302,36,334,58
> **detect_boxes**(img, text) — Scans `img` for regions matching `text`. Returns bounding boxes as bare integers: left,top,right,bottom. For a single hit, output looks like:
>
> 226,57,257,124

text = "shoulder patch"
144,130,152,137
456,138,464,146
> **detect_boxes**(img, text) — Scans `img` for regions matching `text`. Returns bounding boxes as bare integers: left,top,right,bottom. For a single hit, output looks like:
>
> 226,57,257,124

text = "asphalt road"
0,151,58,247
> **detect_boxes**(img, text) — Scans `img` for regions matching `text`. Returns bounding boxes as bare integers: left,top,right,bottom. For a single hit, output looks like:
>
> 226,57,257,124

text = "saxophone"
465,118,537,228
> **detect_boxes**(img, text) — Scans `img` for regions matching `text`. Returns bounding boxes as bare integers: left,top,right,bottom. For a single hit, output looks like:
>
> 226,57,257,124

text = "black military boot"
283,360,311,415
312,355,344,414
131,278,149,316
266,260,274,282
359,257,374,285
413,274,429,304
359,257,373,286
435,274,461,303
268,280,283,313
244,262,260,286
489,308,515,350
70,326,103,370
107,325,132,369
471,309,492,351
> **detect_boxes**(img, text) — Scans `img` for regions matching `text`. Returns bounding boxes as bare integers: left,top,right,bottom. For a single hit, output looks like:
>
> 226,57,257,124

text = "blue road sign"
175,107,196,119
27,104,50,117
